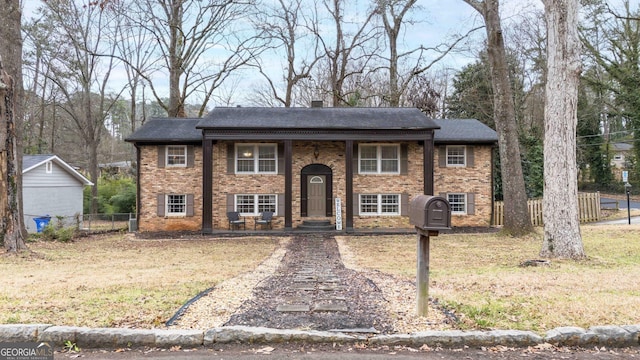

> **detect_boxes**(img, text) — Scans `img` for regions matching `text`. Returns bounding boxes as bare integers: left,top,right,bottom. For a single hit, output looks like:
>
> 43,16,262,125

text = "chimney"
311,100,323,108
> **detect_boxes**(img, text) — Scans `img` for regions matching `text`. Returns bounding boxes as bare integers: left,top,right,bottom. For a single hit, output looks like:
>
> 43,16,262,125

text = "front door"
307,175,326,217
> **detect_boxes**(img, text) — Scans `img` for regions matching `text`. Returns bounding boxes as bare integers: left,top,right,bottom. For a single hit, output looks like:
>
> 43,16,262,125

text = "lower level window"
360,194,400,215
167,194,186,215
447,193,467,214
236,194,277,216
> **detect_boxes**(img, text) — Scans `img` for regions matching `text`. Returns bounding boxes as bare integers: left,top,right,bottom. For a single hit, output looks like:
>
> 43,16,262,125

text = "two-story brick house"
125,105,497,232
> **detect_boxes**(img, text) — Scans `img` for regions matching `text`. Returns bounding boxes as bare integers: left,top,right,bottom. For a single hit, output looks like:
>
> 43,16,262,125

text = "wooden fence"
493,192,601,226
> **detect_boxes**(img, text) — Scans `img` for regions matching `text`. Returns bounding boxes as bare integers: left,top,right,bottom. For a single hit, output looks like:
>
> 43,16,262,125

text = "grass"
3,223,640,333
340,224,640,333
0,233,279,328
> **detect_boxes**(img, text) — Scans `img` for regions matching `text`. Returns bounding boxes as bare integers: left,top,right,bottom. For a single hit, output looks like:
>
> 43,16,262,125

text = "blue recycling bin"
33,216,51,233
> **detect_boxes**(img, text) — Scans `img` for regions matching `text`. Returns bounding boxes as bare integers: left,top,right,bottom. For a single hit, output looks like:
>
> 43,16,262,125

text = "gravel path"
172,234,455,334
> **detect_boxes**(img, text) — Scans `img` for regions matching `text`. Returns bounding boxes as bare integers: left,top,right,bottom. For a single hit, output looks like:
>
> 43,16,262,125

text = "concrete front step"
296,220,335,231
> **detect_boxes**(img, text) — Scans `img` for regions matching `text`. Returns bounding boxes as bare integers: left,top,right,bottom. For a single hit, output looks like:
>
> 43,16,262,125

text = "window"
447,193,467,214
166,194,186,215
166,145,187,167
614,154,623,161
359,144,400,174
359,194,400,215
45,161,53,174
446,146,466,166
235,194,277,216
236,144,277,174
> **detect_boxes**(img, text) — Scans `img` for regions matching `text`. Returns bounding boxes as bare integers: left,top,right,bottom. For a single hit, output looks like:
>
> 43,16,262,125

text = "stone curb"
0,324,638,349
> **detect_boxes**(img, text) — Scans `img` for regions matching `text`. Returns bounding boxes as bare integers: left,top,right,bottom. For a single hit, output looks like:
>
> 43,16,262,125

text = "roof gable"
23,155,93,186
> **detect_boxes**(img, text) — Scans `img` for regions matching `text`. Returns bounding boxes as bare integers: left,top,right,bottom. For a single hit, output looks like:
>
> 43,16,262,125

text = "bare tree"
0,54,26,252
312,0,381,107
463,0,533,236
1,0,27,243
541,0,585,258
116,0,261,117
250,0,323,107
38,0,124,214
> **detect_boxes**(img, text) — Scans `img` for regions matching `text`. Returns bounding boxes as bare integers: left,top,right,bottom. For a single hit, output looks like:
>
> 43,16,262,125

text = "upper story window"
166,145,187,167
447,193,467,214
359,144,400,174
446,146,466,166
236,144,277,174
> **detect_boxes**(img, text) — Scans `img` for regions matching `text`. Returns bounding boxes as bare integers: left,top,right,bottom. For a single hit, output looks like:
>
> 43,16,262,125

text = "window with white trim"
235,194,277,216
45,161,53,174
447,193,467,214
446,146,466,166
359,194,400,215
166,145,187,167
236,144,277,174
359,144,400,174
166,194,186,215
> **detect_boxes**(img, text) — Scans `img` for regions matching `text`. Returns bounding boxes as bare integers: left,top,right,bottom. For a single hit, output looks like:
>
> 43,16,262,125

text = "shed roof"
612,142,633,151
23,155,93,186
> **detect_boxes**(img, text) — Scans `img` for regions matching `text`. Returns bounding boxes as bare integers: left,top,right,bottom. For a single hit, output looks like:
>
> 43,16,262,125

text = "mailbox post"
409,195,451,316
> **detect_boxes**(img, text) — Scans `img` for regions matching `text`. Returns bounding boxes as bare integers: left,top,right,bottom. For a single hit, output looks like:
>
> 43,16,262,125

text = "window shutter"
400,193,409,216
187,145,195,168
186,194,194,217
277,193,285,216
157,146,165,168
400,144,408,175
278,143,285,175
438,146,446,167
466,146,475,167
467,193,475,215
226,194,235,212
157,194,165,216
352,143,359,174
353,193,360,216
227,143,235,174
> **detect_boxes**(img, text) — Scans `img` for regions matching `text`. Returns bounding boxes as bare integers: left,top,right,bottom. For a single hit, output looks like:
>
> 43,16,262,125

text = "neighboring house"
611,142,633,181
23,155,93,233
125,105,498,233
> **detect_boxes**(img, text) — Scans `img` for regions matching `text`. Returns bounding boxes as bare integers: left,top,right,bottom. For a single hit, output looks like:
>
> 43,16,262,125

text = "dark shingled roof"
124,112,498,145
433,119,497,144
23,154,55,170
197,107,440,130
125,118,202,143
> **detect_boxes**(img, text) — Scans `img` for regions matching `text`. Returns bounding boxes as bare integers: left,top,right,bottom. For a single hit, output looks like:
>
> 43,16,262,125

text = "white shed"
23,155,93,233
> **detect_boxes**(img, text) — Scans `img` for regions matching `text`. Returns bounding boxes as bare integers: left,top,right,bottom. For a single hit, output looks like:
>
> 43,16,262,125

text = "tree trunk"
466,0,533,236
541,0,585,259
0,61,27,252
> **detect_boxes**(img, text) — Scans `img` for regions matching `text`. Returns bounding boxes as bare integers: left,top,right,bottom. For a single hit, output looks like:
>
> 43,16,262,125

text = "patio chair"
227,211,246,230
254,211,274,230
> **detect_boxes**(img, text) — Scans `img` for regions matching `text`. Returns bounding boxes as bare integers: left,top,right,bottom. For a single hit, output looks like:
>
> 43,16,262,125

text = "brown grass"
3,224,640,333
0,233,278,328
340,224,640,333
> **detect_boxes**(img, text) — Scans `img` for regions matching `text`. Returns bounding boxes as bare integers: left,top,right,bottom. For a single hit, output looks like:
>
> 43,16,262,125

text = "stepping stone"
291,284,316,291
318,285,344,291
276,304,310,312
313,302,348,312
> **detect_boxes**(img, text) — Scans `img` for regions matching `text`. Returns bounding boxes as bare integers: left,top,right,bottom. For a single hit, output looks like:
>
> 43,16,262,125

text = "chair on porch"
227,211,246,230
254,211,274,230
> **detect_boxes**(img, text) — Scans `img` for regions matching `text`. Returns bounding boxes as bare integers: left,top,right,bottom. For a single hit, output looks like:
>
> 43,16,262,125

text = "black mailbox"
409,195,451,231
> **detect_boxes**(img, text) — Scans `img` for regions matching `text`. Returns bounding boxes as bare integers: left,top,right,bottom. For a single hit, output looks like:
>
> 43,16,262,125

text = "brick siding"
137,141,494,231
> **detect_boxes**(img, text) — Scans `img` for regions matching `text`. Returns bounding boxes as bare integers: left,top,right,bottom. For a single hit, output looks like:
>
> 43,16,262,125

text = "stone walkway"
223,234,394,333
